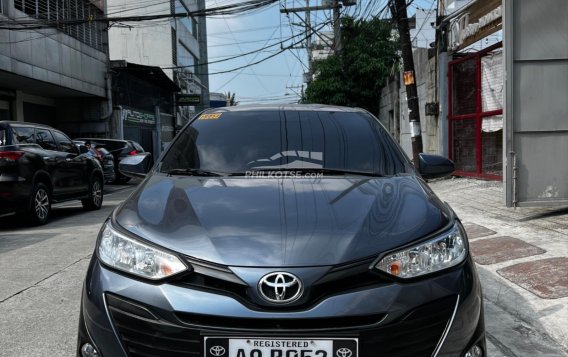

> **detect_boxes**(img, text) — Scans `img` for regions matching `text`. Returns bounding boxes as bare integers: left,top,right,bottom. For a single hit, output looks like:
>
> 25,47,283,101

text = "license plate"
204,337,358,357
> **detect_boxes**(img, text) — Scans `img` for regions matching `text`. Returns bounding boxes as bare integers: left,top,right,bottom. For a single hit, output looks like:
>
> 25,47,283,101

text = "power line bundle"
0,0,278,30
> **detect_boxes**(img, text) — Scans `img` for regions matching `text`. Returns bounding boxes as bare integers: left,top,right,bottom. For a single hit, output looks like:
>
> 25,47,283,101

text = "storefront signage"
176,93,201,106
449,6,502,51
123,108,156,126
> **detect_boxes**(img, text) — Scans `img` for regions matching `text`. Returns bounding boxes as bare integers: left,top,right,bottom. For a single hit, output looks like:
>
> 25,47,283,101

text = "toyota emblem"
258,272,303,304
336,348,352,357
210,346,226,356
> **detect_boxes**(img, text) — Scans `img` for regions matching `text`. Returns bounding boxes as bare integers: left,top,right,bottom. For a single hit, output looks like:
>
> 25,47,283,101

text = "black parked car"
0,121,104,225
77,105,485,357
73,140,116,183
74,138,149,184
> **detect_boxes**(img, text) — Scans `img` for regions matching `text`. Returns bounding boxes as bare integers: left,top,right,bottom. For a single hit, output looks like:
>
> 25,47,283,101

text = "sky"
205,0,438,105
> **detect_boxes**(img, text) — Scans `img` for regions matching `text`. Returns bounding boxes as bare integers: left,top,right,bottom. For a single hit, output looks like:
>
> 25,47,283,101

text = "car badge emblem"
210,346,226,356
258,272,303,304
336,348,353,357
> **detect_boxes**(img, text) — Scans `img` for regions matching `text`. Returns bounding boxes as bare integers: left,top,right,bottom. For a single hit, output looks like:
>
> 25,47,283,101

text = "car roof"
0,121,53,129
203,104,367,113
75,137,127,143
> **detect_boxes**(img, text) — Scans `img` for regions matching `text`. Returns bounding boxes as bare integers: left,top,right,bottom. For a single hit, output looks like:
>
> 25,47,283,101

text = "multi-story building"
107,0,209,131
0,0,109,136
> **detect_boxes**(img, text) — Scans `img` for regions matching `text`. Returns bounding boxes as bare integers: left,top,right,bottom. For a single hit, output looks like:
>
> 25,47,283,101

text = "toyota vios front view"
77,105,485,357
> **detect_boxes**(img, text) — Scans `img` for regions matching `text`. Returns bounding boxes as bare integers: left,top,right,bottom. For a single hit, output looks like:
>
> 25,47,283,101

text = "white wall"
107,0,174,78
410,8,436,49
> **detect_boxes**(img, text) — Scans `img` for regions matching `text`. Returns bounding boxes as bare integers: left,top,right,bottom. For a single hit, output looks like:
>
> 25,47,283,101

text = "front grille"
107,294,201,357
106,293,456,357
359,295,456,356
172,256,389,310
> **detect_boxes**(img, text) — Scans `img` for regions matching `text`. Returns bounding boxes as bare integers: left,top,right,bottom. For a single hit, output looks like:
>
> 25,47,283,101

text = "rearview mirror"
119,153,152,178
419,154,455,180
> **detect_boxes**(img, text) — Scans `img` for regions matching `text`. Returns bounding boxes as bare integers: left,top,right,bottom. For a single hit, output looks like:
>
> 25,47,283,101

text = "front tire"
28,182,51,225
82,176,103,210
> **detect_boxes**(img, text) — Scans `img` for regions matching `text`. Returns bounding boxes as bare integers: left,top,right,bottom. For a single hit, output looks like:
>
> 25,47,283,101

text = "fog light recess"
81,343,100,357
465,345,483,357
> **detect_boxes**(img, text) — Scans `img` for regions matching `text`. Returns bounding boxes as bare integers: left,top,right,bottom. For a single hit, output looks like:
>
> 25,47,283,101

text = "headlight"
374,222,467,279
98,221,188,280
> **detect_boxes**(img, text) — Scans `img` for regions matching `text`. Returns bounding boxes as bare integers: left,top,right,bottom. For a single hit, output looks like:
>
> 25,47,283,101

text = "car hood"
115,174,451,267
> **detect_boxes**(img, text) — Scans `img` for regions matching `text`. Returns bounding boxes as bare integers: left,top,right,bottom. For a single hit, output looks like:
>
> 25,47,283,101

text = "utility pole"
333,0,341,53
389,0,423,169
436,0,449,158
281,1,354,81
305,0,313,82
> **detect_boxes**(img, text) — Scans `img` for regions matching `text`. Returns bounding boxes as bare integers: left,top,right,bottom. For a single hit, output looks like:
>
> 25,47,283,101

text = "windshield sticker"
199,113,223,120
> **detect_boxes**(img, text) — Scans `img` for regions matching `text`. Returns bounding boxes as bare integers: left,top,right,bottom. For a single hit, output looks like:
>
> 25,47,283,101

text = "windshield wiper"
164,168,224,177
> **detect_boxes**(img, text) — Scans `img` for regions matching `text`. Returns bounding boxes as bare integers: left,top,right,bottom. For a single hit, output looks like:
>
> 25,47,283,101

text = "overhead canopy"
110,61,180,93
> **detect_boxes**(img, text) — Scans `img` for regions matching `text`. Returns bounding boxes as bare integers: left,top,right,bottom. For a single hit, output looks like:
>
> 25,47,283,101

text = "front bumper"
78,255,485,357
102,165,116,183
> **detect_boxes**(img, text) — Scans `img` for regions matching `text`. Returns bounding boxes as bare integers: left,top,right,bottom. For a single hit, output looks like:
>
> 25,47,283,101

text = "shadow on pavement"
479,267,568,356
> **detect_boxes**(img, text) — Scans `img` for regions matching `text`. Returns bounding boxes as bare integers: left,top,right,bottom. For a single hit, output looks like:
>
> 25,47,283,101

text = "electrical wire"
163,21,324,70
0,0,279,30
205,21,328,76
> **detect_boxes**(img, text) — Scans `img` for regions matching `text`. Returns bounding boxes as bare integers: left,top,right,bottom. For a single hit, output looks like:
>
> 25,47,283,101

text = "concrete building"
109,60,179,159
410,7,436,49
311,31,333,62
0,0,109,136
379,48,438,157
209,92,227,108
107,0,210,134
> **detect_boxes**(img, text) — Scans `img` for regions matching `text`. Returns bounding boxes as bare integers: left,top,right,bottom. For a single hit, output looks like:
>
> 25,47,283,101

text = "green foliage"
304,17,398,115
225,91,238,106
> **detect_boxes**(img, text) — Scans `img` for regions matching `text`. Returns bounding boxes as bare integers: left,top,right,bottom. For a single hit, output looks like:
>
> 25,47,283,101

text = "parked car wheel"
82,176,103,210
28,182,51,225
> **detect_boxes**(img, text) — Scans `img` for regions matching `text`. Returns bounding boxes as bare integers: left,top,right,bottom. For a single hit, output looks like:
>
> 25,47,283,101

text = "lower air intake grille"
106,293,455,357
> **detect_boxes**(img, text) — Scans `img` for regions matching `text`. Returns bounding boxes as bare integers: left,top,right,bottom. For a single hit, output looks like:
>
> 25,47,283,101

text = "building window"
13,0,104,51
192,16,198,38
175,0,197,38
178,41,197,73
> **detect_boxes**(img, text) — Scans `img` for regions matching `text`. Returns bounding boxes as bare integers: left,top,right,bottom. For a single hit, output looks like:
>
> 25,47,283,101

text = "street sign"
176,93,201,106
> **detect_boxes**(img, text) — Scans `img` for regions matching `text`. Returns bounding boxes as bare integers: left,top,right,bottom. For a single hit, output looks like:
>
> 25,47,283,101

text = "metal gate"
504,0,568,207
448,42,503,180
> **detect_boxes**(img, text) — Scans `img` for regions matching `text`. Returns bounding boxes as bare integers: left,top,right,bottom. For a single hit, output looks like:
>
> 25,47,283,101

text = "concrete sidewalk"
429,178,568,356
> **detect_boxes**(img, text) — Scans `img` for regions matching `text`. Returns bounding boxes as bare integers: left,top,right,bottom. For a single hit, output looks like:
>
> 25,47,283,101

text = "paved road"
0,181,566,356
0,184,134,356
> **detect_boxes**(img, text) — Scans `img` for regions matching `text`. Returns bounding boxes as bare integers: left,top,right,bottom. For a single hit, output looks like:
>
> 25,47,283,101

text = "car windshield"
159,110,410,176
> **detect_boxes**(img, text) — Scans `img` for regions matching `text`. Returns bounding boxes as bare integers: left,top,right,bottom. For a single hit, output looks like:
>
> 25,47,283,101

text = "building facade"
381,0,504,179
107,0,209,133
0,0,109,136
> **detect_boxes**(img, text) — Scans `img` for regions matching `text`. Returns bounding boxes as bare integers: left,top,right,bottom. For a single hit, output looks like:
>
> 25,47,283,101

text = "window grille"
13,0,104,51
171,27,178,66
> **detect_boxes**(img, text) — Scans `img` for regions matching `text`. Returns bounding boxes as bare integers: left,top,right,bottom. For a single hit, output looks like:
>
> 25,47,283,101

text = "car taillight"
95,152,104,162
128,150,137,156
0,151,24,161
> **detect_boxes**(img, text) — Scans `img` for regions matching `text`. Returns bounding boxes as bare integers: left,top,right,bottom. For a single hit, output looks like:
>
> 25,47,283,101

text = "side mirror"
76,144,89,154
119,153,152,178
419,153,455,180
